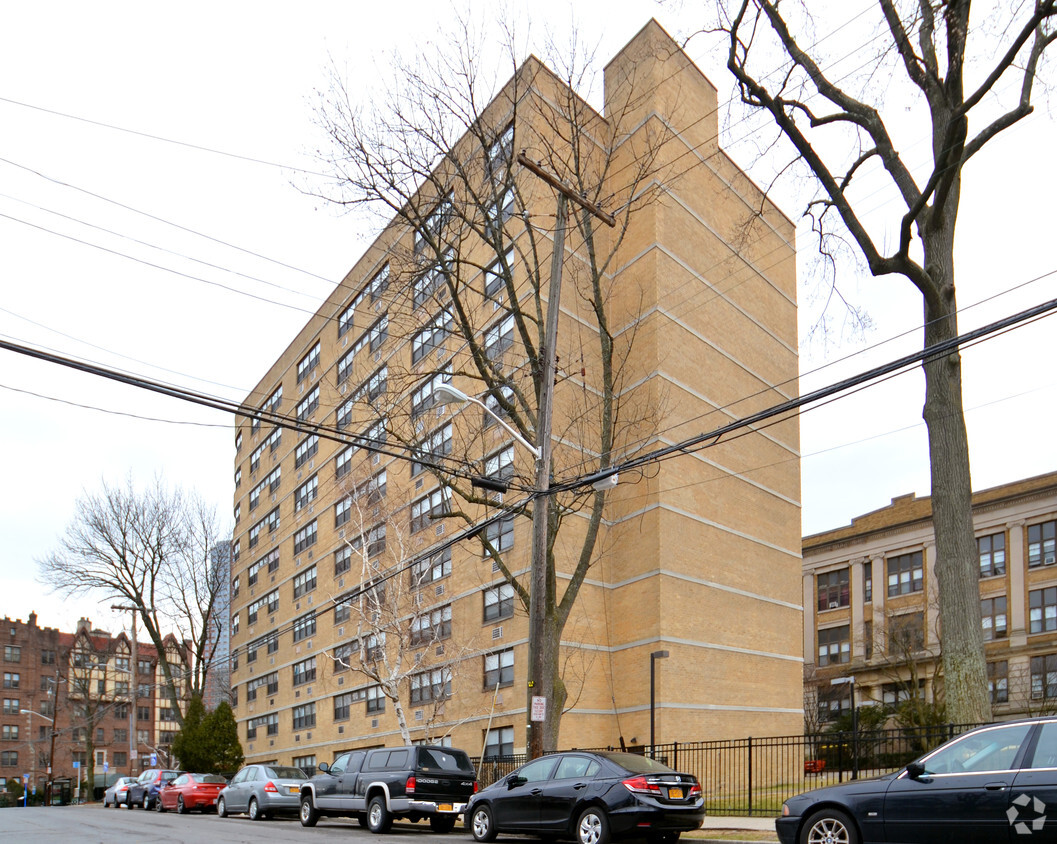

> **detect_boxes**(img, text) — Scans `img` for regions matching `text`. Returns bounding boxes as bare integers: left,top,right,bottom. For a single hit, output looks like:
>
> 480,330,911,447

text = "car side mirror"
507,775,526,789
317,762,330,774
906,761,927,779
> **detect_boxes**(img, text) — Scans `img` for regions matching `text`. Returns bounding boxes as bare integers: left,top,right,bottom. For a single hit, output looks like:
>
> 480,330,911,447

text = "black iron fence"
472,722,982,817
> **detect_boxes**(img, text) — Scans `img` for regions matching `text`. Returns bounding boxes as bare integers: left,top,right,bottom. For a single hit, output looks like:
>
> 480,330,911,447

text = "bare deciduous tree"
715,0,1057,724
309,17,677,752
37,477,229,725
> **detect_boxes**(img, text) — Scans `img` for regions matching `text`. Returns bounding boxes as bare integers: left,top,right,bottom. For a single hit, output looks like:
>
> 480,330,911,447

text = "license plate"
289,785,299,794
668,787,683,800
438,804,453,812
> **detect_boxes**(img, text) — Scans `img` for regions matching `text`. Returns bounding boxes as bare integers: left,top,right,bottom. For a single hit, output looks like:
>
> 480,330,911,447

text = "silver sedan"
217,764,308,821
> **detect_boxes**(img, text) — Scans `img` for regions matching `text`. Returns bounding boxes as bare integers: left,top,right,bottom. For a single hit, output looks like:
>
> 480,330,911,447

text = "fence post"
672,741,679,771
837,732,845,783
744,736,752,816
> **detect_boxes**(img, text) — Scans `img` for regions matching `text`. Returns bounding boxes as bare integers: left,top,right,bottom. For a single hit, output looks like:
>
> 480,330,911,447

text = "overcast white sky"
2,1,1055,636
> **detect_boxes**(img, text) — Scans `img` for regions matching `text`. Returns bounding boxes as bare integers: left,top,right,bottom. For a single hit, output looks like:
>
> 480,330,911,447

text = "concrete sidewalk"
695,815,779,842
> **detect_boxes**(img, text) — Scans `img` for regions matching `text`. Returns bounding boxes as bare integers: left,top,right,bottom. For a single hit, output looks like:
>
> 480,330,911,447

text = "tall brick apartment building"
230,20,802,770
1,614,187,799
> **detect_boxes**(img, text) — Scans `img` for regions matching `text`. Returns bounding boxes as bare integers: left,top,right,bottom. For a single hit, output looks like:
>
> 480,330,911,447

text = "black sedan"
777,718,1057,843
465,751,704,844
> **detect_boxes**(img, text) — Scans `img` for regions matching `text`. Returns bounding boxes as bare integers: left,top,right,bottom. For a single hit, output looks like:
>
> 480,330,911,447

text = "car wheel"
431,815,457,834
175,795,187,814
249,796,263,821
126,794,135,809
300,794,320,827
576,807,610,844
368,795,392,833
217,796,228,818
104,798,110,808
801,808,858,844
470,805,497,843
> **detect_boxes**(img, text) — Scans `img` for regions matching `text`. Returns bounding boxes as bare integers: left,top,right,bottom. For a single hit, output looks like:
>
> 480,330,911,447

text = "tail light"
406,775,416,794
622,776,664,796
688,782,702,798
473,781,479,794
264,781,279,793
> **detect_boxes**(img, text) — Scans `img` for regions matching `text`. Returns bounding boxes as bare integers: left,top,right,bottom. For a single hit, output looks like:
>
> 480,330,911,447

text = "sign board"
530,695,547,722
72,761,79,769
103,762,109,772
130,749,138,760
150,753,157,766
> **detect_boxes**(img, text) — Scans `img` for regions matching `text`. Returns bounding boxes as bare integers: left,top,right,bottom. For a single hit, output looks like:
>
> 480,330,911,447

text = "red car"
157,772,228,813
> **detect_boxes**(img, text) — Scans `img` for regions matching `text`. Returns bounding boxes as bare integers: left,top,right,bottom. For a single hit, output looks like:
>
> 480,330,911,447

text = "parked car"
299,744,477,832
776,718,1057,844
126,768,183,810
465,751,704,844
102,776,137,807
218,764,308,820
156,772,227,813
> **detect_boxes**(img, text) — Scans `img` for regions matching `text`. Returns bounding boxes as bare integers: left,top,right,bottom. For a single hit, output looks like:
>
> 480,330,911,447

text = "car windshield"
265,766,306,779
197,774,228,784
418,748,475,773
162,771,181,781
600,752,678,775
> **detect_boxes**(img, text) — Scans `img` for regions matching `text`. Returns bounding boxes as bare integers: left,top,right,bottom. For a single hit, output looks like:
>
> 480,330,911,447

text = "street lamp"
831,676,858,780
20,708,54,805
650,651,669,759
432,384,541,459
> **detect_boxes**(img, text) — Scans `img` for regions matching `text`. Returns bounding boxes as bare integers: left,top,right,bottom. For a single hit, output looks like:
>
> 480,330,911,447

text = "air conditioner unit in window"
829,601,840,609
1046,555,1056,566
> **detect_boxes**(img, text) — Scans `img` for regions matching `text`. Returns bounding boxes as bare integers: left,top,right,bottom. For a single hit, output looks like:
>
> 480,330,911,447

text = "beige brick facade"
230,19,802,769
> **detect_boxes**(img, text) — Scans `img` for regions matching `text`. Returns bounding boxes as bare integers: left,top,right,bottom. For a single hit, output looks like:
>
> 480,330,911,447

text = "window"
981,596,1008,640
265,466,281,493
485,446,515,484
338,299,356,338
267,426,282,453
817,568,850,611
335,496,352,528
887,551,923,596
410,668,451,704
334,594,353,624
415,198,452,254
3,673,19,689
1029,521,1057,567
249,478,265,510
250,442,266,473
295,435,319,469
365,524,386,558
247,713,278,739
365,634,385,662
486,123,514,171
247,590,279,624
293,566,318,598
3,646,20,663
262,385,282,416
350,366,387,408
335,446,353,479
485,186,515,236
411,488,450,533
1,725,18,741
236,431,243,452
410,371,452,420
484,583,515,622
485,516,515,553
246,672,279,702
335,546,352,577
1,699,17,715
337,346,357,385
368,314,389,352
366,685,385,713
293,657,317,687
817,684,851,721
357,470,387,505
292,703,316,730
412,424,452,477
332,641,357,669
484,648,514,689
864,561,873,603
817,626,850,666
411,548,451,588
483,314,515,360
292,612,317,643
1,751,18,767
235,467,242,488
410,605,452,646
296,385,320,421
248,548,279,586
293,521,317,555
888,612,925,654
1033,654,1057,700
412,311,453,364
41,650,55,666
295,476,318,511
484,247,514,299
989,661,1009,704
483,725,514,759
298,342,321,383
1031,587,1057,634
334,692,353,721
137,706,151,721
483,385,514,428
978,532,1006,577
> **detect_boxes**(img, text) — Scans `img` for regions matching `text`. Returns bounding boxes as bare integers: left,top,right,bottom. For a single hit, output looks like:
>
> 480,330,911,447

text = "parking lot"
3,804,464,844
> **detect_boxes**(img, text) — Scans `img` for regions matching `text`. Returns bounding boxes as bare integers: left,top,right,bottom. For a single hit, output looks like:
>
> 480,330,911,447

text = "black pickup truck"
299,744,477,833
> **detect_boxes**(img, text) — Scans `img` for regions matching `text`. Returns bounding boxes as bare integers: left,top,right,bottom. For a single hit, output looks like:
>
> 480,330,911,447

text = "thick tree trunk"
921,226,991,726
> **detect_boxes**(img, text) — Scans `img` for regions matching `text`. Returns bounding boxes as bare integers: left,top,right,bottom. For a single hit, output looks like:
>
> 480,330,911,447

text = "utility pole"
516,152,614,760
112,605,138,776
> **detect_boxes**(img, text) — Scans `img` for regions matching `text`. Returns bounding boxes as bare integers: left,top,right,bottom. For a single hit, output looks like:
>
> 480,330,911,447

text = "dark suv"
299,745,477,832
126,768,183,810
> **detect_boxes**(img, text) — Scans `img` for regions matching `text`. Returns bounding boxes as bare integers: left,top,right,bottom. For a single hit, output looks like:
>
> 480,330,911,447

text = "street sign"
150,753,157,766
103,762,109,772
531,695,547,722
72,761,79,769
